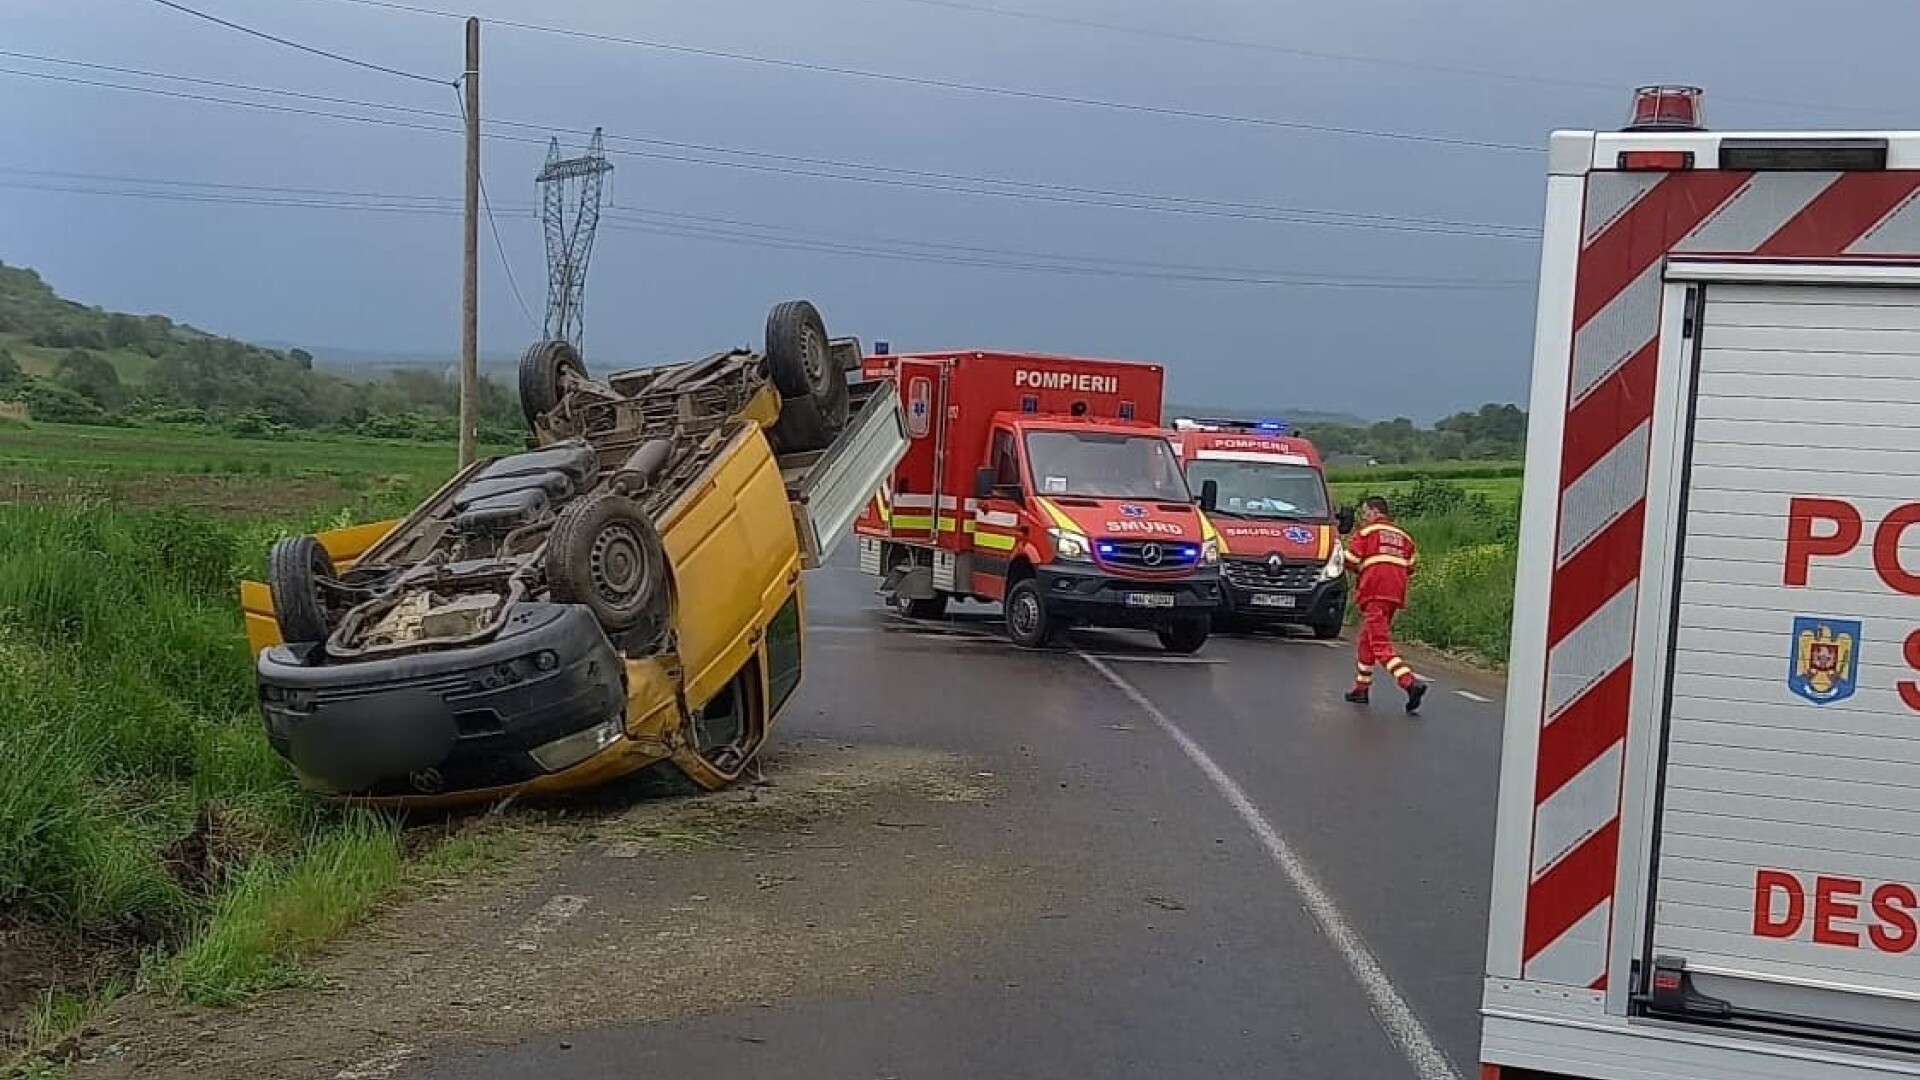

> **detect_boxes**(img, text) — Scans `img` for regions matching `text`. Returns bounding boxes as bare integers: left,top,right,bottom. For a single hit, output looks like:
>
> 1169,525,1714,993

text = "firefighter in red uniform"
1343,496,1429,714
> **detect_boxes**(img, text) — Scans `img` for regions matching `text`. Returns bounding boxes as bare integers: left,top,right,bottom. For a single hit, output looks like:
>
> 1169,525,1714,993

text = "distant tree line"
1296,403,1526,464
0,262,523,442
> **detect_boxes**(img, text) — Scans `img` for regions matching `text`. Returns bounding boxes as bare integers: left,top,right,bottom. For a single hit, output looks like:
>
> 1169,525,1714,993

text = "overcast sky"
2,0,1911,420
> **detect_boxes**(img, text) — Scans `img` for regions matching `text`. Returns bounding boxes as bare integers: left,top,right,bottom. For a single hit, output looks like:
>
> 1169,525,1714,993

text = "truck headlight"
1322,540,1346,582
1202,538,1220,566
1049,528,1092,562
528,716,624,772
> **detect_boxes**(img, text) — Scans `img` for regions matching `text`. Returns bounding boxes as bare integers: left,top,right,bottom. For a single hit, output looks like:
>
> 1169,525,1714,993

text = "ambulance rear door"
1630,261,1920,1053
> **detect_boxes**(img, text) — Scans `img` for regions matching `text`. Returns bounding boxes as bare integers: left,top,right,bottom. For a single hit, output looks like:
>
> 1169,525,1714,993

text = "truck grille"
1222,558,1320,591
1095,539,1201,574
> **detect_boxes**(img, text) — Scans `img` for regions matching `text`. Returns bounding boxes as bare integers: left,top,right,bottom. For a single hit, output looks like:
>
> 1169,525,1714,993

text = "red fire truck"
1168,417,1351,637
1481,85,1920,1080
854,350,1223,652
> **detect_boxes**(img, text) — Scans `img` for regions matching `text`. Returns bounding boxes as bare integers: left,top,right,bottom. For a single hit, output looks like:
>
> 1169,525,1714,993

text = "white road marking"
335,1046,419,1080
1077,653,1463,1080
1454,689,1494,704
1075,653,1225,665
508,893,588,952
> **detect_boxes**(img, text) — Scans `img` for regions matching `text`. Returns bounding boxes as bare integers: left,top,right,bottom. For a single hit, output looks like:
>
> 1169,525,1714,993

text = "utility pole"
459,16,480,468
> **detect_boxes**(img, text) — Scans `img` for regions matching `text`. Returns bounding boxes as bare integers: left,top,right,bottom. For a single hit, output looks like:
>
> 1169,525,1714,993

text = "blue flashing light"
875,340,891,355
1021,395,1040,413
1118,400,1136,420
1257,419,1287,432
1097,542,1117,555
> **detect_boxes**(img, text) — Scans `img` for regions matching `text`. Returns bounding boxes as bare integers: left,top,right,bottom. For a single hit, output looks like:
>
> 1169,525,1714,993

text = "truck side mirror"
974,467,996,501
1336,506,1356,535
1197,479,1219,513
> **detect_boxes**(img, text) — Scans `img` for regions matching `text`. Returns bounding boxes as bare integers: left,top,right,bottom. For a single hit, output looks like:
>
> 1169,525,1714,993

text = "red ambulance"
1480,85,1920,1080
1168,417,1351,637
854,350,1223,653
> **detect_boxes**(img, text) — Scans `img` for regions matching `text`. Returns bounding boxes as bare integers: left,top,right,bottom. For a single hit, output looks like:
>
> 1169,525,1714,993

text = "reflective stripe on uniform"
1360,554,1414,571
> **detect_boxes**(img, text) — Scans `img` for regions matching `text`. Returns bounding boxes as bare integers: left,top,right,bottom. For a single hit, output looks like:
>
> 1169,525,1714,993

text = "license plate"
1125,592,1176,609
1249,593,1296,609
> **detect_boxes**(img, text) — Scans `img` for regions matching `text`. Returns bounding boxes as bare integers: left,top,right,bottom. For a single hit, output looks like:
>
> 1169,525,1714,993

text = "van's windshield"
1184,459,1330,520
1023,430,1191,501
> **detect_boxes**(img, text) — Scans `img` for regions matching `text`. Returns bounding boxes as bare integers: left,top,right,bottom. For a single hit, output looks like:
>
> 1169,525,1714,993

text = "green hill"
0,261,523,441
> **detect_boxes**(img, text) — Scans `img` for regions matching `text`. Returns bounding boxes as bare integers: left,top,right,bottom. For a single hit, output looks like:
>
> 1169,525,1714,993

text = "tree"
104,313,148,351
23,381,112,425
0,346,21,389
55,349,125,410
289,347,314,371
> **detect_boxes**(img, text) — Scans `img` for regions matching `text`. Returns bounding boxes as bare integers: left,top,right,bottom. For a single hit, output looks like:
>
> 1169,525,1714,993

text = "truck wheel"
1156,617,1210,655
1003,579,1056,649
1309,616,1343,640
547,493,668,633
519,339,588,429
766,300,852,454
268,535,336,645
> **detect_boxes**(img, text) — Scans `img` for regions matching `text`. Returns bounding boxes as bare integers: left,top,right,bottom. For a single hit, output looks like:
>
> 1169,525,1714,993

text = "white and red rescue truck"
853,350,1223,653
1169,417,1351,637
1481,85,1920,1080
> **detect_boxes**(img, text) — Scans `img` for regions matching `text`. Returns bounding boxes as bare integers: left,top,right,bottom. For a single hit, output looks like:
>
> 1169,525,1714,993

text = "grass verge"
0,499,476,1063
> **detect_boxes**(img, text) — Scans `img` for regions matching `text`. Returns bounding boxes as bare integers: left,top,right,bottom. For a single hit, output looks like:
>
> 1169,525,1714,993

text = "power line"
602,206,1533,284
288,0,1538,153
456,87,539,331
873,0,1896,121
0,169,1529,291
600,216,1528,291
0,56,1541,240
141,0,452,85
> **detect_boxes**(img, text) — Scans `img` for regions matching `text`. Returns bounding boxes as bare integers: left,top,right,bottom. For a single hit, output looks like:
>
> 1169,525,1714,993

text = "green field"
0,420,518,522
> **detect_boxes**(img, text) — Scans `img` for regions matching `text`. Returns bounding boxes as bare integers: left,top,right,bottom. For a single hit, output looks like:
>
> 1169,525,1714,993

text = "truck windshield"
1023,430,1191,501
1184,459,1330,520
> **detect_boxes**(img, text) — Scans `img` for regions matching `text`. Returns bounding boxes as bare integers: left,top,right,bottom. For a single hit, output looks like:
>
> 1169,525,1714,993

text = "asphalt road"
409,553,1505,1080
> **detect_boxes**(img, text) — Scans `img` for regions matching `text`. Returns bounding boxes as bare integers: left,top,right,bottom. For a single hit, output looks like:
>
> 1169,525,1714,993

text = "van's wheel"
268,535,335,645
1309,615,1343,640
1004,578,1056,649
765,300,851,454
1156,616,1210,655
519,339,588,429
547,494,668,633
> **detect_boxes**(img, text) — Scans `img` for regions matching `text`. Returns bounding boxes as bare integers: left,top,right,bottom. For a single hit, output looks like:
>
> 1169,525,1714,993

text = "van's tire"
1309,615,1344,640
547,494,667,633
519,339,588,429
268,535,335,645
1156,616,1210,655
766,301,851,454
1003,578,1057,649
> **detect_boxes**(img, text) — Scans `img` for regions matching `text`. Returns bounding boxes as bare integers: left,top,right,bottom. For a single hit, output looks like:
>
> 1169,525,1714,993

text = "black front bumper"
1033,563,1221,628
1217,560,1347,626
256,602,625,798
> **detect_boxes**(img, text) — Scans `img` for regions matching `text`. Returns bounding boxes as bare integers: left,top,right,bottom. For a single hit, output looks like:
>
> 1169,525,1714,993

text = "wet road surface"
406,553,1505,1080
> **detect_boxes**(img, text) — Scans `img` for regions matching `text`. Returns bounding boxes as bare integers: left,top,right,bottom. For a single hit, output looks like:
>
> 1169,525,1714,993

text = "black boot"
1344,688,1370,705
1405,681,1428,715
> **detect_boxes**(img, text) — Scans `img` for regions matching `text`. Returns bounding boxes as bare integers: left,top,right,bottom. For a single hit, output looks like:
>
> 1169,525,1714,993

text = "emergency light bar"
1171,416,1295,435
